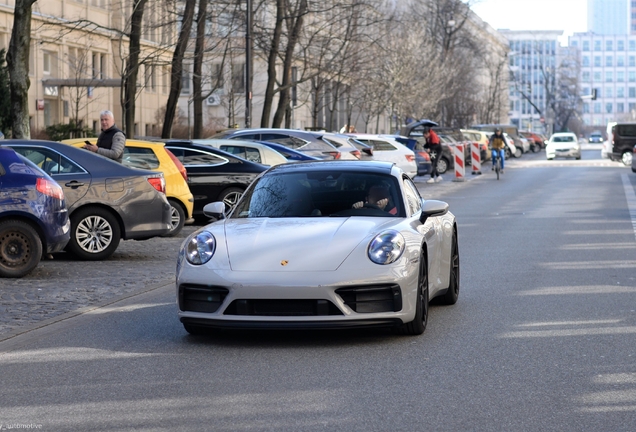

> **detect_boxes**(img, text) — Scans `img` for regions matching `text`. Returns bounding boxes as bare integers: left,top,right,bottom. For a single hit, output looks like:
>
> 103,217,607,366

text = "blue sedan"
0,146,70,277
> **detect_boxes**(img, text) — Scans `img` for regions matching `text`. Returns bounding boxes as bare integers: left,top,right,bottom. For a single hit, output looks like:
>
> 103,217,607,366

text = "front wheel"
622,151,633,166
218,187,244,215
514,147,522,158
396,250,428,335
66,207,121,260
436,157,449,175
0,219,43,278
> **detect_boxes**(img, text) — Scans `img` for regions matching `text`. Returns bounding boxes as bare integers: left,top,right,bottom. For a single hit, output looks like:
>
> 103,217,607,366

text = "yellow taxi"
62,138,194,236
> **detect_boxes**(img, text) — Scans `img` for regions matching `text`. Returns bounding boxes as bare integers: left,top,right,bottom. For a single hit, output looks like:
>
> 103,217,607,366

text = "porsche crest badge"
280,260,289,266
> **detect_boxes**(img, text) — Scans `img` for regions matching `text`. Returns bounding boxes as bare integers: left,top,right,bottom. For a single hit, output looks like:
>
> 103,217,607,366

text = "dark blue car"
0,146,70,277
256,141,322,161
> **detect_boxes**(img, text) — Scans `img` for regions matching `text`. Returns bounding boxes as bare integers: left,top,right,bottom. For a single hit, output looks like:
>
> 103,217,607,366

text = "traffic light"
591,88,598,100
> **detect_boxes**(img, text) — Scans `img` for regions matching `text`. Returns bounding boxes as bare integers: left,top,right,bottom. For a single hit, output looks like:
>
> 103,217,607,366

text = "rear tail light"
36,178,64,200
405,154,415,162
350,150,361,160
417,151,430,161
165,148,187,182
327,151,341,160
147,175,166,194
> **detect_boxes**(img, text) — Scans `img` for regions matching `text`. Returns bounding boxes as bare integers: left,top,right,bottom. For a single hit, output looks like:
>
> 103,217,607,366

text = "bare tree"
122,0,149,137
7,0,38,139
192,0,209,139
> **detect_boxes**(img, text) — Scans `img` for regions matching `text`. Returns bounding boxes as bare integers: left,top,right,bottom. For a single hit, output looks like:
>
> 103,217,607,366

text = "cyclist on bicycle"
489,128,506,173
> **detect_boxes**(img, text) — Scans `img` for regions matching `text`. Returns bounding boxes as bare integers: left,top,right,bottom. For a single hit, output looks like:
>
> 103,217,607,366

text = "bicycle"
493,152,501,180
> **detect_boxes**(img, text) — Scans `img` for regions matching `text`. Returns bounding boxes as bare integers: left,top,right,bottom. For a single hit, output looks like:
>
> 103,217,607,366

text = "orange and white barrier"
452,144,465,182
471,142,482,175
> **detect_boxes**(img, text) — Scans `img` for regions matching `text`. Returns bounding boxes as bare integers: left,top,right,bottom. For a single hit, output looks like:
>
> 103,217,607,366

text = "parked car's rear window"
123,147,160,170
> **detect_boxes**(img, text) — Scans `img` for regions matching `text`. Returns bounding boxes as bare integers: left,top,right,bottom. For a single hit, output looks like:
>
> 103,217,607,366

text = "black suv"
609,123,636,166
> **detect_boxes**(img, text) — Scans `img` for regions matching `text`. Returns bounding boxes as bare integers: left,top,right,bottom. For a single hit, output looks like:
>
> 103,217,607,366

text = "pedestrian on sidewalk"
423,127,443,183
83,110,125,163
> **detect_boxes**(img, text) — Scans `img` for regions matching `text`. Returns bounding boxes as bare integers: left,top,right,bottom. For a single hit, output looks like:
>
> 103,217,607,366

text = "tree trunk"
271,0,307,128
122,0,147,137
7,0,37,139
192,0,208,139
260,0,284,128
162,0,196,138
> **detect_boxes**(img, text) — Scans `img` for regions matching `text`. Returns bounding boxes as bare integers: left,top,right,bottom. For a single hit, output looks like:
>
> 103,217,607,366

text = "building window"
583,40,590,51
231,63,245,93
583,71,590,82
618,40,625,51
618,71,625,82
606,86,613,98
594,56,601,67
630,72,636,82
630,87,636,98
618,86,625,97
583,56,590,67
43,51,51,74
618,56,625,66
606,56,613,67
212,63,224,89
583,103,590,113
629,102,636,112
594,103,601,113
594,40,602,51
594,72,602,81
631,40,636,51
618,103,625,113
606,40,613,51
606,103,613,113
181,65,191,95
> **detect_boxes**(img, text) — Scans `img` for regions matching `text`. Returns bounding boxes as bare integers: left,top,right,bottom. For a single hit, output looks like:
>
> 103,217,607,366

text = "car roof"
266,160,395,175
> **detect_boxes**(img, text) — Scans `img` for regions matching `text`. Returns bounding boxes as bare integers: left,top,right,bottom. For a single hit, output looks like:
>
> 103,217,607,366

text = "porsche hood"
223,218,392,271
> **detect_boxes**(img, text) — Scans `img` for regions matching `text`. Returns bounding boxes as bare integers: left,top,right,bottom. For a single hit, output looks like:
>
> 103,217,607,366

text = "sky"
470,0,588,45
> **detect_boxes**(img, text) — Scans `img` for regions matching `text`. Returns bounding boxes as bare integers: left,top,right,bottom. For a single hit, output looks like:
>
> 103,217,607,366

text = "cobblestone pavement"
0,225,198,339
0,163,515,340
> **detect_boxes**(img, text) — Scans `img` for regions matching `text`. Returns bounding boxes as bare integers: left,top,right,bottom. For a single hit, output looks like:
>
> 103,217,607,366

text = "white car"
176,160,459,335
192,139,289,167
546,132,581,160
346,134,418,178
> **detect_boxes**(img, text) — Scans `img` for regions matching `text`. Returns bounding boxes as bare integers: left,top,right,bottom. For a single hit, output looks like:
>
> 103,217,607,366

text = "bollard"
452,144,465,182
471,142,482,175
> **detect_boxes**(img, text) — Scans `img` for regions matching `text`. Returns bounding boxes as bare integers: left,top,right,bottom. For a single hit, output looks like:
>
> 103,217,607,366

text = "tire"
622,151,633,166
183,323,207,335
0,219,43,278
514,147,522,158
163,200,185,237
66,207,121,260
436,157,449,175
438,228,460,305
504,147,512,159
531,143,540,153
218,187,244,214
396,250,428,335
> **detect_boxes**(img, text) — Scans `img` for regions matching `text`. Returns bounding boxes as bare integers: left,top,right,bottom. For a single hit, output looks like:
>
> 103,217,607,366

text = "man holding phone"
83,110,125,163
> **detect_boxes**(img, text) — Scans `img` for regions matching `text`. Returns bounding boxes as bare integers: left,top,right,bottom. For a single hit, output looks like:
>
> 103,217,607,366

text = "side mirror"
203,201,226,219
419,199,449,224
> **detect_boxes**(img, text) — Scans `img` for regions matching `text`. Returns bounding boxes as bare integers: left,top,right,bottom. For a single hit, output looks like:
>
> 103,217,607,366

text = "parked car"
608,123,636,166
255,141,323,162
632,145,636,173
545,132,581,160
379,135,432,176
589,132,604,143
320,133,364,160
461,129,491,162
7,140,171,260
210,128,350,160
345,134,417,177
176,160,459,335
502,133,521,159
471,124,526,156
519,131,545,152
0,146,70,277
163,140,268,217
192,139,289,166
62,138,194,237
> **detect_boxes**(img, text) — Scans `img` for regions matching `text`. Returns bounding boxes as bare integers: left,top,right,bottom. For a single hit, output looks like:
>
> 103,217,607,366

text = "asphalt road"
1,146,636,431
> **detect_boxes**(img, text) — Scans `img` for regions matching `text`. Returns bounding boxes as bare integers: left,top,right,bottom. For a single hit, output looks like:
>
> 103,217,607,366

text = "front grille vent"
224,299,343,316
179,284,229,313
336,284,402,313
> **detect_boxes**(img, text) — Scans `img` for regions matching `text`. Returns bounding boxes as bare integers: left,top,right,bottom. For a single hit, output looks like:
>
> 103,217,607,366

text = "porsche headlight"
368,230,405,265
185,231,216,265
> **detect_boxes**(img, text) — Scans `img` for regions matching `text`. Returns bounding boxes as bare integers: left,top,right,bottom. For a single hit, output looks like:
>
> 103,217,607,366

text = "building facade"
588,0,629,35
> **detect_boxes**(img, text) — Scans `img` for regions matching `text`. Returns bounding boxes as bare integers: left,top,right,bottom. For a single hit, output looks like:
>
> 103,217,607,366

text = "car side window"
123,147,160,169
11,147,83,175
370,140,397,151
220,145,261,163
402,177,422,215
180,149,229,166
232,133,259,141
261,133,306,149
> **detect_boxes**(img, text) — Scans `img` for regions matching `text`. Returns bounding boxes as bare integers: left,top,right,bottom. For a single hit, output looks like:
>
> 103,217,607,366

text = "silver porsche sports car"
176,160,459,335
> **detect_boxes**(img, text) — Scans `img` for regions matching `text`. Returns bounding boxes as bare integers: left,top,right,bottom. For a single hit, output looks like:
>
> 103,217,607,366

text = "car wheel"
622,151,633,166
514,148,522,158
0,219,43,278
396,250,428,335
163,200,185,237
575,154,581,160
66,207,121,260
436,157,449,175
438,227,460,305
183,323,207,335
504,147,512,159
218,187,244,214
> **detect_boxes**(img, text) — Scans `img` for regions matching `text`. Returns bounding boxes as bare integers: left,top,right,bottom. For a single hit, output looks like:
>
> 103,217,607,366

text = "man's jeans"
492,149,505,169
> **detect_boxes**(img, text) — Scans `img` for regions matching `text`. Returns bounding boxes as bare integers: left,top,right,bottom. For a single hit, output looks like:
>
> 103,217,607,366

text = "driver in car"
352,185,397,215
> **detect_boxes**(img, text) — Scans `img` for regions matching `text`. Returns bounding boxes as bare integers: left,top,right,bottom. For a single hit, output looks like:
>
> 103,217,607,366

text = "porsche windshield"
231,171,404,218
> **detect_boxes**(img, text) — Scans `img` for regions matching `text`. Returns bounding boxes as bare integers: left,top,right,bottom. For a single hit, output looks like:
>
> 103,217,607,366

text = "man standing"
423,127,442,184
83,110,125,163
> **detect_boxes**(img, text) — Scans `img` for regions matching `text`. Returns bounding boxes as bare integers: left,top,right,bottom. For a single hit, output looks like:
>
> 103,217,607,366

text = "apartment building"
0,0,175,137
